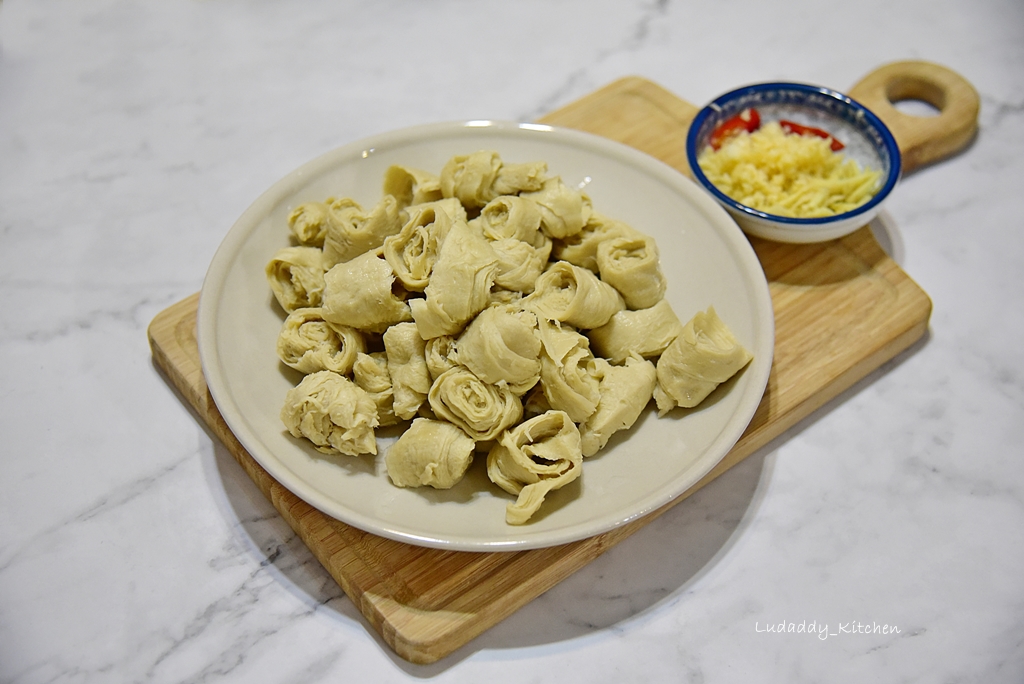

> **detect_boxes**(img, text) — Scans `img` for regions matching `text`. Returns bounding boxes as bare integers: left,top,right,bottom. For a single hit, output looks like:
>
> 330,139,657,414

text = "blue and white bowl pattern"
686,82,902,243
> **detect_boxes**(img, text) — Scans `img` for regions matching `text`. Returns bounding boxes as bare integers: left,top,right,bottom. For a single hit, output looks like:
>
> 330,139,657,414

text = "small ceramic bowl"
686,82,901,243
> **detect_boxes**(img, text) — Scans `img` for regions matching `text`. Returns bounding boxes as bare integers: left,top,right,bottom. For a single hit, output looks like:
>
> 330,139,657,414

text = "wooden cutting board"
148,61,978,664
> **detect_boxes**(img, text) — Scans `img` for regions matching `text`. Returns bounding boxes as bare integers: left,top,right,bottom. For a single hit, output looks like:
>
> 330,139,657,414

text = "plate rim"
197,119,775,551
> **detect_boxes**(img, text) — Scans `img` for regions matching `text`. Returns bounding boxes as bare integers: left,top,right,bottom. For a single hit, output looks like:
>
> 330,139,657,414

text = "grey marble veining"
2,0,1023,681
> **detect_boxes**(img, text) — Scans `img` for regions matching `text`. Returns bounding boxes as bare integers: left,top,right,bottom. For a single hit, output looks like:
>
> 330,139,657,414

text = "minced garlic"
697,121,881,218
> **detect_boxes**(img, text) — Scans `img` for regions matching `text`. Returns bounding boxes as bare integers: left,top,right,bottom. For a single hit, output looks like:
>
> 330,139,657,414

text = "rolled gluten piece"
382,322,433,421
587,299,684,363
455,304,542,396
535,318,600,424
490,159,548,197
595,233,667,310
579,355,657,457
382,164,444,209
428,366,523,442
654,306,753,414
474,193,551,296
440,151,547,209
486,410,583,525
490,237,553,294
280,370,378,456
321,250,412,334
551,211,645,273
385,418,476,489
439,150,502,209
424,334,458,381
276,307,365,375
287,201,331,247
523,260,624,330
265,245,326,313
522,176,591,239
473,195,544,243
351,351,399,427
322,194,404,268
409,219,499,339
382,198,462,292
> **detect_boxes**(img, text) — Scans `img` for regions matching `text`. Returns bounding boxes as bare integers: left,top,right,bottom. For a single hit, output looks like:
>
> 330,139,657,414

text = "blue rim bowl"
686,82,902,243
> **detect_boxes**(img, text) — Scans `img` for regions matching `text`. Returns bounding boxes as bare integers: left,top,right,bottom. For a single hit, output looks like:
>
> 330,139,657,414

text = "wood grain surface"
148,61,977,664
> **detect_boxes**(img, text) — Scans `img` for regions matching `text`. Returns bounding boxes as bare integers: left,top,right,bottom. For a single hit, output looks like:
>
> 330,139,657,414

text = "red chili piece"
779,119,845,151
709,108,761,150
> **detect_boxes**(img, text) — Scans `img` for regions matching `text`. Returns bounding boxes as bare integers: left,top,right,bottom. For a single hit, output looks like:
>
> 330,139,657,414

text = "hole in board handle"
884,75,948,118
892,99,941,118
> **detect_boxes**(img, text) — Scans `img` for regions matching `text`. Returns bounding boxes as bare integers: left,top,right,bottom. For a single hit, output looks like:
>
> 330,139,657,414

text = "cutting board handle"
848,60,979,174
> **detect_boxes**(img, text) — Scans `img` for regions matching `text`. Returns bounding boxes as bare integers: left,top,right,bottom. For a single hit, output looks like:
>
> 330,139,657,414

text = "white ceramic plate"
197,120,774,551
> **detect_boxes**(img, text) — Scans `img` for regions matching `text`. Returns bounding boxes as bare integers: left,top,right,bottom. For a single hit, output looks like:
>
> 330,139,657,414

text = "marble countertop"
2,1,1023,681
